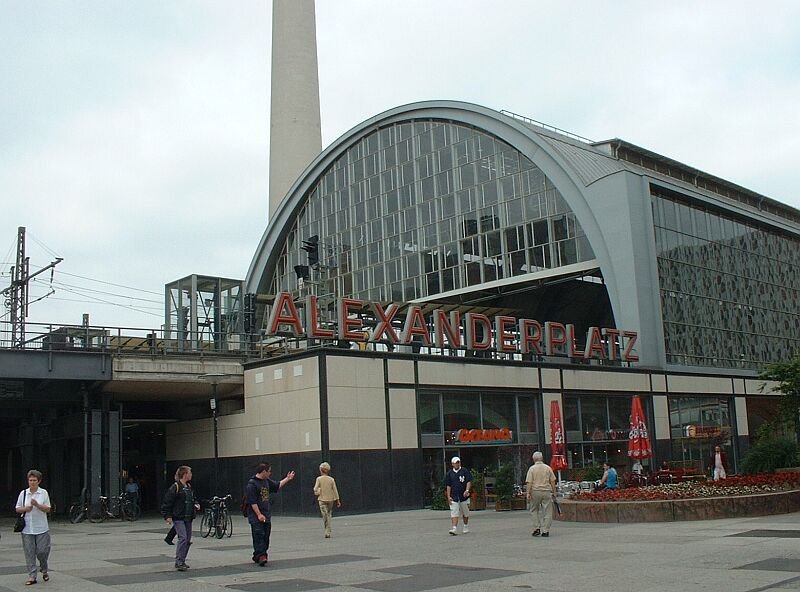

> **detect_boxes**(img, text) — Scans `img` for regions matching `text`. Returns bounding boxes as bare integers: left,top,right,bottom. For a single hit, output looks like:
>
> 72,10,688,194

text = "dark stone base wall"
557,490,800,523
168,448,423,515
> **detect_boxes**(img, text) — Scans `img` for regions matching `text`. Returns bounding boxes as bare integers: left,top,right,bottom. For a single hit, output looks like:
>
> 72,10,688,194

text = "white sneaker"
449,527,458,536
462,526,469,534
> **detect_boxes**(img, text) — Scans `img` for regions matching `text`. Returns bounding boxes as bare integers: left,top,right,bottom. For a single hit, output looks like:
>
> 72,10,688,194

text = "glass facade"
563,394,649,470
652,189,800,369
419,391,539,445
668,396,734,471
264,120,595,302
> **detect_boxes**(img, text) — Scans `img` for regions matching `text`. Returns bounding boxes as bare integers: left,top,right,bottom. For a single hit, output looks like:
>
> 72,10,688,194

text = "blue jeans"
173,520,192,565
250,520,272,560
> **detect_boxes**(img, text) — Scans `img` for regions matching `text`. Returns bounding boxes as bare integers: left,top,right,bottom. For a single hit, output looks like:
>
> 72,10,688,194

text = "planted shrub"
741,437,799,474
495,463,515,502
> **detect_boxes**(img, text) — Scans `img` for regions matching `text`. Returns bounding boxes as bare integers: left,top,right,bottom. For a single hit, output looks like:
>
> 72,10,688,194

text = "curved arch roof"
246,101,620,303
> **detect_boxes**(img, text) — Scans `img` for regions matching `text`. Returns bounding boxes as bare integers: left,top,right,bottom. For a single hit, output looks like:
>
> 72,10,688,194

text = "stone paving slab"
0,509,799,591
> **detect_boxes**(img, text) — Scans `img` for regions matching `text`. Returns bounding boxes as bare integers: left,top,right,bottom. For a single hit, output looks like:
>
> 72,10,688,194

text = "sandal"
25,579,36,585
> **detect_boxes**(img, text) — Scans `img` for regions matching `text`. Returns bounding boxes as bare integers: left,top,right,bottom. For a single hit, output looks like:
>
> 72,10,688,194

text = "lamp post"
199,373,225,495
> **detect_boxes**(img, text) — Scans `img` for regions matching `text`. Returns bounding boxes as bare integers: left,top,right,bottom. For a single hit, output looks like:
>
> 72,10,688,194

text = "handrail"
500,109,595,144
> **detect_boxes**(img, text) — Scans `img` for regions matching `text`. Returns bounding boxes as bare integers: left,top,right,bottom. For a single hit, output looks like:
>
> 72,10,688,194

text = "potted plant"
494,463,515,511
469,471,486,511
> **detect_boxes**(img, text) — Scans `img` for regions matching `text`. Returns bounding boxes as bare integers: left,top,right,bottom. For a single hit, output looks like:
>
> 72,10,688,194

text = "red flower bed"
571,472,800,502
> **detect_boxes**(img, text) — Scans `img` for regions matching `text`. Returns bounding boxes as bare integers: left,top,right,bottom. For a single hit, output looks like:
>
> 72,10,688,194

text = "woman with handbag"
15,469,52,585
160,465,200,572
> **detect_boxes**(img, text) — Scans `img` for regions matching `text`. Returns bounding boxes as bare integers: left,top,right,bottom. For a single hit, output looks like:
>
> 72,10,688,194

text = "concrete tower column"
269,0,322,218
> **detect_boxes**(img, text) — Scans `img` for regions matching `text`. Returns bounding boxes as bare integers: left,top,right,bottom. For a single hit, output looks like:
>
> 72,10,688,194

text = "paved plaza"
0,508,799,591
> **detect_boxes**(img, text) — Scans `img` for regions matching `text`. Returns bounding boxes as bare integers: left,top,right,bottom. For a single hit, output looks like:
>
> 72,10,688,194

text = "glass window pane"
443,394,481,431
518,395,538,433
419,393,441,434
481,395,515,430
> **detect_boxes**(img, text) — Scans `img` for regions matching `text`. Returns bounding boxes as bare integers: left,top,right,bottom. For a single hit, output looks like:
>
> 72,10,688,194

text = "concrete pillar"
269,0,322,218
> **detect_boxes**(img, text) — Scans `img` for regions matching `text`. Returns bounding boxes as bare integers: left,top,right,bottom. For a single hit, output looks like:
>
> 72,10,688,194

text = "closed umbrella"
549,400,568,475
627,395,652,460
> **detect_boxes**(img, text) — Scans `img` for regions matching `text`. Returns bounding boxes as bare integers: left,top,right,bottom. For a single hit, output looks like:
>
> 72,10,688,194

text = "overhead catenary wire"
31,276,162,304
47,284,163,317
55,270,163,296
26,231,61,259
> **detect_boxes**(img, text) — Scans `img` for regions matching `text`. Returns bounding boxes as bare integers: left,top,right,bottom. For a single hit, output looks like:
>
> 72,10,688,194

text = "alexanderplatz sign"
266,292,639,362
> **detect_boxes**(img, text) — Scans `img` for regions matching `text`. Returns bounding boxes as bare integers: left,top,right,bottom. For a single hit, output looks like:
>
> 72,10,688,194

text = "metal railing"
0,320,252,358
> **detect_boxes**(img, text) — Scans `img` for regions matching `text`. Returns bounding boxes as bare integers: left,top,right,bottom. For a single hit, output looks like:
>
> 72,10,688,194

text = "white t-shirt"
16,487,50,535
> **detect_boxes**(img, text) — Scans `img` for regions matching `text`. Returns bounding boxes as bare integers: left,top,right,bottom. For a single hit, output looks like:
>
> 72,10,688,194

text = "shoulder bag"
14,491,26,532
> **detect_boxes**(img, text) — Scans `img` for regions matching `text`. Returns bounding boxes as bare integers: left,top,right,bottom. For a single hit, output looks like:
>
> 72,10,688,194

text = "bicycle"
200,494,233,539
68,499,89,524
88,492,142,523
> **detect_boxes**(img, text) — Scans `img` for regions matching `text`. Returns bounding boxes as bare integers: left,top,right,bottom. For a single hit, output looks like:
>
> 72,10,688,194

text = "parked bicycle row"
67,491,142,523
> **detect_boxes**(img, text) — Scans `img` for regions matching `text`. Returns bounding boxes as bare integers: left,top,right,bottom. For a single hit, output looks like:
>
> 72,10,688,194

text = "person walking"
445,456,472,535
16,469,52,586
708,445,729,480
160,466,200,572
525,451,557,537
245,462,295,566
313,462,341,538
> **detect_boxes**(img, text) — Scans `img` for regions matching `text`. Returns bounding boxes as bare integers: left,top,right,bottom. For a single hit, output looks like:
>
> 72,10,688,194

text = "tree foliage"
740,436,799,473
760,355,800,439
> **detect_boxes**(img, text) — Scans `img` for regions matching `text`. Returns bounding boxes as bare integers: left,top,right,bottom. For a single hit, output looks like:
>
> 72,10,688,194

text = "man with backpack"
245,462,295,566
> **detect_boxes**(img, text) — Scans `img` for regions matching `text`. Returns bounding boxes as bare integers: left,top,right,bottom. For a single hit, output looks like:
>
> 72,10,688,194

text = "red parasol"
627,395,653,459
549,400,568,471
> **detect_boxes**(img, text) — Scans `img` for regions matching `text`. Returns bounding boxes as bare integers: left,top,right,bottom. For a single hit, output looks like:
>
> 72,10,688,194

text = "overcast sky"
1,1,798,332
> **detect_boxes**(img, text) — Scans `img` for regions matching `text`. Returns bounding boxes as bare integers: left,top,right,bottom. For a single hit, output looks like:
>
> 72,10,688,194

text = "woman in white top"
16,469,52,586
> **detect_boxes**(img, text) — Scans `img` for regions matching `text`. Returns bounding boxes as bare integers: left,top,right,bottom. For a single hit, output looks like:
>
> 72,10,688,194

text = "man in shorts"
445,456,472,535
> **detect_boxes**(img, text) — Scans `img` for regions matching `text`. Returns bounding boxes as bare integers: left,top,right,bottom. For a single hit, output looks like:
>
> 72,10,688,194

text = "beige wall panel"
284,362,316,393
355,357,386,389
357,387,387,419
500,365,539,389
387,359,414,384
389,389,417,420
328,418,359,450
328,385,358,418
667,375,732,394
735,397,749,437
417,362,465,386
298,419,322,452
746,379,780,395
733,379,746,395
652,395,670,439
358,418,388,449
651,374,667,393
562,369,650,392
278,421,301,453
327,356,358,387
251,425,281,454
218,412,248,430
259,395,282,425
283,389,321,422
541,368,561,390
390,418,419,449
244,370,258,397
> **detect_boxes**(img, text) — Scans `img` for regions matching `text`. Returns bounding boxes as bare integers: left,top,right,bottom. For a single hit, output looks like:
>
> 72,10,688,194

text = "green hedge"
741,437,799,474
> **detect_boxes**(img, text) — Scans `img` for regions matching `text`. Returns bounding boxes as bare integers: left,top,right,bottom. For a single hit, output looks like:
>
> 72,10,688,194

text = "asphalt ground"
0,507,798,591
